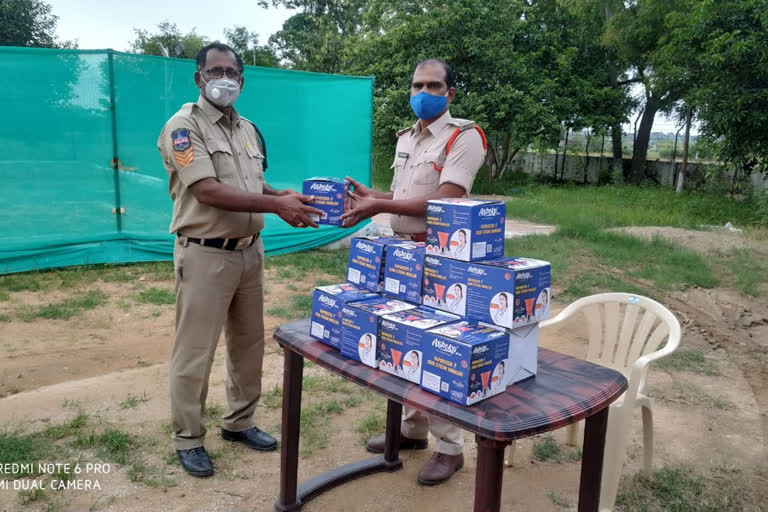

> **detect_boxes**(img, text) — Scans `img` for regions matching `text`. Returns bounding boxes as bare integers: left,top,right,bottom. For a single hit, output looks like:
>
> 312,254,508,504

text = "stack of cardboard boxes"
309,193,551,406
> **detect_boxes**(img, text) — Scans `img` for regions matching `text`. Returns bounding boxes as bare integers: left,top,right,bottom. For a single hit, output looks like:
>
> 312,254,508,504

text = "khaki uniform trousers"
401,407,464,456
170,236,265,450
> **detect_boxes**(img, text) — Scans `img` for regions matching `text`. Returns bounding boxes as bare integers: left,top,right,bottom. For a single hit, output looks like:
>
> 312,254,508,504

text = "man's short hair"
196,43,244,73
416,58,455,89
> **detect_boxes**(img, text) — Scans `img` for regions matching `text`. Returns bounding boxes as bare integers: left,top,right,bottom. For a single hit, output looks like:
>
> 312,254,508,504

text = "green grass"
136,287,175,305
0,313,10,322
44,411,88,440
267,294,314,320
204,403,225,422
127,459,177,488
616,464,755,511
497,184,765,229
720,248,768,296
17,290,109,321
73,428,136,464
119,392,151,409
0,290,9,301
546,490,570,508
655,350,720,376
300,399,346,456
0,432,50,478
355,411,386,446
18,488,46,504
532,436,581,463
263,385,283,409
267,249,349,281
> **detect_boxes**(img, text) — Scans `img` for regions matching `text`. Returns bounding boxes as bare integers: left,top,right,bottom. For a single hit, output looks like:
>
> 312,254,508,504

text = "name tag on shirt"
398,152,409,159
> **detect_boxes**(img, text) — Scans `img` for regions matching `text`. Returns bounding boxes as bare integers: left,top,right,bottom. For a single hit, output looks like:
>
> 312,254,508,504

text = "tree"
666,0,768,179
130,22,208,59
0,0,75,48
603,0,690,184
259,0,367,73
224,26,279,68
346,0,626,181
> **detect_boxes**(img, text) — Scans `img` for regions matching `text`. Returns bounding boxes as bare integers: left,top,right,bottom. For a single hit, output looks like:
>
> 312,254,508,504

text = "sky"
49,0,292,52
48,0,693,136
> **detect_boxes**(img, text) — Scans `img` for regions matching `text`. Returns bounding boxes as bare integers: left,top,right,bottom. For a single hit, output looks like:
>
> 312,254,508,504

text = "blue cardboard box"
425,199,505,261
302,177,350,226
383,242,426,303
423,256,551,329
422,254,470,317
340,297,416,368
310,284,379,349
467,257,551,329
347,236,406,293
421,320,538,406
378,306,460,383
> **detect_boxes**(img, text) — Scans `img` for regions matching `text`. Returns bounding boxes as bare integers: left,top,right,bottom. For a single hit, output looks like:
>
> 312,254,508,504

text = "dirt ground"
1,227,767,512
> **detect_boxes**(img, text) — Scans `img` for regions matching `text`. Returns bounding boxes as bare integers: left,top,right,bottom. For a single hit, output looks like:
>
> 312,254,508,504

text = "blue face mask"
410,91,448,120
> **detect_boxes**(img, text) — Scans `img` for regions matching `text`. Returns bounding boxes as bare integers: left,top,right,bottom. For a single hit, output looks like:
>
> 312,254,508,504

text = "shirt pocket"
206,139,238,183
412,148,444,187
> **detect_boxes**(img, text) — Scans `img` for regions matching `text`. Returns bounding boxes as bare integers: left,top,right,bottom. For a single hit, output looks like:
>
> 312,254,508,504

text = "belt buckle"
236,236,253,250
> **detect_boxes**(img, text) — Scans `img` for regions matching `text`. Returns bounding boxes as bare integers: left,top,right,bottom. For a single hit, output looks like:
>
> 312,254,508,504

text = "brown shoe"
365,434,428,454
417,452,464,486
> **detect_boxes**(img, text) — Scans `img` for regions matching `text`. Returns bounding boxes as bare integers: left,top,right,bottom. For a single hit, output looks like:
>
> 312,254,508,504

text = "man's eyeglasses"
202,67,242,80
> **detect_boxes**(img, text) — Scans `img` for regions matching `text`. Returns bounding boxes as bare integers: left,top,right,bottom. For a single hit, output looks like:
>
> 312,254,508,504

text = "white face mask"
203,77,241,107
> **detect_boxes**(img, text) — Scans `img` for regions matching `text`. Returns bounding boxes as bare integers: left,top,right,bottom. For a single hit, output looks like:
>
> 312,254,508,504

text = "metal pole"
108,50,123,232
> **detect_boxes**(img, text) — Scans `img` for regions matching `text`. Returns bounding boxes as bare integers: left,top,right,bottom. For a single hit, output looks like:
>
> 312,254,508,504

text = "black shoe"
176,447,213,477
221,427,278,451
365,434,428,454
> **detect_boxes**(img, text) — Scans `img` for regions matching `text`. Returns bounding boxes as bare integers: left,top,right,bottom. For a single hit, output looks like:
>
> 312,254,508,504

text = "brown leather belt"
395,232,426,243
178,232,260,251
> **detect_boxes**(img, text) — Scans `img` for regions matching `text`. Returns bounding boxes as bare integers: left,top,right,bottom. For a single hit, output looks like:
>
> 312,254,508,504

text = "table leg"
578,407,609,512
383,399,403,463
474,436,508,512
275,348,304,512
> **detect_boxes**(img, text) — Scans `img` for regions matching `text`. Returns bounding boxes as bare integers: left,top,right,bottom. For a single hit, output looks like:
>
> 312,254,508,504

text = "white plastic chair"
503,293,681,511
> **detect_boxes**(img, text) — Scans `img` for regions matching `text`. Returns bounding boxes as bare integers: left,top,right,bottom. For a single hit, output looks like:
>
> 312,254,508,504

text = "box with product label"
347,236,406,293
383,242,426,303
378,306,460,383
422,254,471,317
420,320,539,406
340,296,416,368
310,284,380,349
425,199,505,262
465,257,551,329
302,177,350,226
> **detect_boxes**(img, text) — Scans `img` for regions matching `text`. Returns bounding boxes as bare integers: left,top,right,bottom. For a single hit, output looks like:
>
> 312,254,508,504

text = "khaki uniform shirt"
158,95,265,239
390,111,485,234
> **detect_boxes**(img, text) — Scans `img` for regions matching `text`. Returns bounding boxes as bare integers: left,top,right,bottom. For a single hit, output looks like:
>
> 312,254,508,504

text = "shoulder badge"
171,128,194,168
171,128,191,152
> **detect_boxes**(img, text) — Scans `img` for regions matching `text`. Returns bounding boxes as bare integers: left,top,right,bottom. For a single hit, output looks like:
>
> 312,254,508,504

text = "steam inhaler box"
422,254,471,317
425,199,505,262
383,242,426,303
423,255,551,329
310,284,379,349
378,306,460,383
347,236,406,293
421,320,539,406
340,296,416,368
302,177,350,226
465,257,551,329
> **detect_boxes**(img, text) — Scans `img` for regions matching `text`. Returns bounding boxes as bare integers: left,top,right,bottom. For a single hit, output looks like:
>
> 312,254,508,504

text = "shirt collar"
412,110,453,137
196,94,241,126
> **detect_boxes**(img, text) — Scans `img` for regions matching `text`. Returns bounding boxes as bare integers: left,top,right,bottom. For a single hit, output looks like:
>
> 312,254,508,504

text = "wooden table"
273,319,627,512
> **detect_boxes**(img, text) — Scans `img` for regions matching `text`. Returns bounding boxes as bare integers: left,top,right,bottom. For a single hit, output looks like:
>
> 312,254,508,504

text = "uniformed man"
341,58,486,486
157,42,323,478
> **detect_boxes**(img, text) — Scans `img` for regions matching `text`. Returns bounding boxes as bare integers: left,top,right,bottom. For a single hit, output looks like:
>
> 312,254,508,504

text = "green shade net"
0,47,374,274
